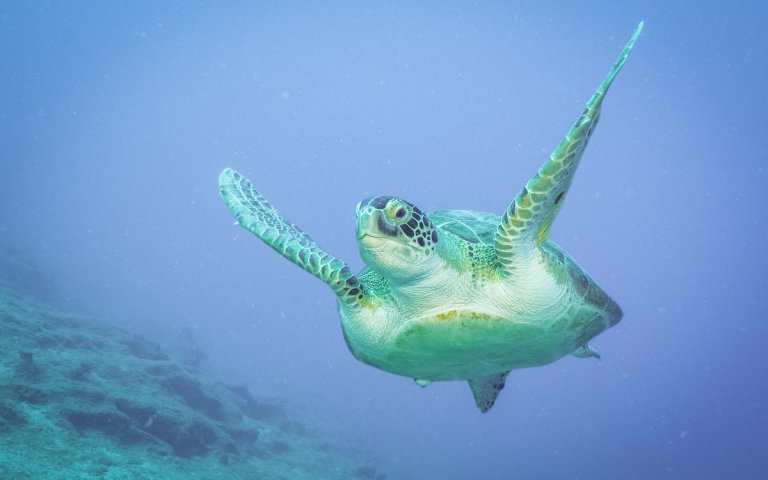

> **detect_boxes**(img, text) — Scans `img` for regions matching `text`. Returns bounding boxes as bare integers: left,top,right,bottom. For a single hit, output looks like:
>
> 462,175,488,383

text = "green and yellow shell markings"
433,310,493,322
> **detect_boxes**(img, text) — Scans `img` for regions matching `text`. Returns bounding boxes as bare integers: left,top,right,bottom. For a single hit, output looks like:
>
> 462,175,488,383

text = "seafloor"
0,251,386,480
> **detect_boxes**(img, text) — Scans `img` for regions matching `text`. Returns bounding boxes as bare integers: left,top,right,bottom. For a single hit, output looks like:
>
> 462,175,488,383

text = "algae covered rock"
0,284,381,479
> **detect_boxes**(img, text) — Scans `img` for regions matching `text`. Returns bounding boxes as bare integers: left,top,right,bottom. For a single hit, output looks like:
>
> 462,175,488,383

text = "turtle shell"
428,210,500,246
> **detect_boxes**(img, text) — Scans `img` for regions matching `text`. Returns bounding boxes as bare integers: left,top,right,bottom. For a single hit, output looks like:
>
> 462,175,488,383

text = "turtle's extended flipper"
468,371,509,413
219,168,365,305
495,22,643,269
572,343,601,359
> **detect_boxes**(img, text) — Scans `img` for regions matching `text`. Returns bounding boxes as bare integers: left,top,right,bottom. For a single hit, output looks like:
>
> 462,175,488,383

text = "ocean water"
1,1,767,479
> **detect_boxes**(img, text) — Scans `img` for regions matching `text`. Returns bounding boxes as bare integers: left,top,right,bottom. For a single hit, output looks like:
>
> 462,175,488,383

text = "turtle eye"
395,208,406,219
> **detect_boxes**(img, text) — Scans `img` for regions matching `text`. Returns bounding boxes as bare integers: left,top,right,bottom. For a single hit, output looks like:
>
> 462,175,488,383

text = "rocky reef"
0,276,383,479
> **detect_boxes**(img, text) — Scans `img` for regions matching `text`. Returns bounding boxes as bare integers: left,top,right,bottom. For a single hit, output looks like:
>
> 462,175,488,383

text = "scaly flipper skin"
219,168,366,306
468,372,510,413
495,22,643,268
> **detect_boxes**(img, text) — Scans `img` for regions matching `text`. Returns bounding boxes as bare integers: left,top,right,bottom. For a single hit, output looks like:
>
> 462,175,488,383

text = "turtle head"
356,196,439,279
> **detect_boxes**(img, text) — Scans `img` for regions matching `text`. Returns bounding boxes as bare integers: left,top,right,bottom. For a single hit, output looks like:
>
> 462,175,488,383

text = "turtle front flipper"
495,22,643,268
219,168,365,305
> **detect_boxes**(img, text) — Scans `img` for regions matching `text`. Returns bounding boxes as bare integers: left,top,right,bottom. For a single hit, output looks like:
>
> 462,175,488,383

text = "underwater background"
1,1,767,479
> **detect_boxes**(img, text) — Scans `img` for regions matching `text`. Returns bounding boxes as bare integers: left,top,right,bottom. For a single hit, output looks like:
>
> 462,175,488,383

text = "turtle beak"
356,200,368,240
357,210,388,250
357,205,399,242
356,208,378,240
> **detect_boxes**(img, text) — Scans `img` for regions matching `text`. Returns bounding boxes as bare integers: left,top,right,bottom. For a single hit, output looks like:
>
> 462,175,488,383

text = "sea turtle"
219,23,642,412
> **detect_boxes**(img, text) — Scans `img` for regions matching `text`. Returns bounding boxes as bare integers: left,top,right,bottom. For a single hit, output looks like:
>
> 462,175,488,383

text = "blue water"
2,2,767,479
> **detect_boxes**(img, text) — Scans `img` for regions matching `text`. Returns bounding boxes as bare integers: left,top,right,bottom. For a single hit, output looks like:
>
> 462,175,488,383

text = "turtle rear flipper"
495,22,643,269
219,168,366,305
572,343,601,359
468,371,510,413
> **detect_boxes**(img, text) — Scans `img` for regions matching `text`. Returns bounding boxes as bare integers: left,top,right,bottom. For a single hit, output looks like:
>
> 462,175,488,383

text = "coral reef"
0,283,384,479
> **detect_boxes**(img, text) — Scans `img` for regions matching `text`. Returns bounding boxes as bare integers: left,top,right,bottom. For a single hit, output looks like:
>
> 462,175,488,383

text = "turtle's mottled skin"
219,23,642,412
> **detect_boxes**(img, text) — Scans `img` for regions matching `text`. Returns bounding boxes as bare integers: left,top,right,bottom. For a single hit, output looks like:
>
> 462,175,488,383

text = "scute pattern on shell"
429,210,499,246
